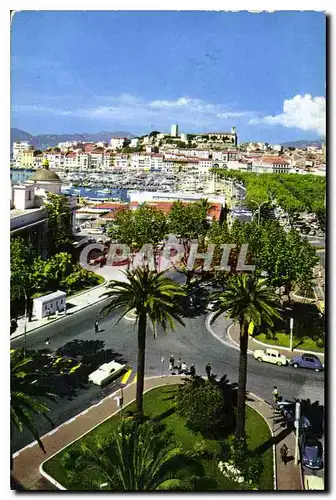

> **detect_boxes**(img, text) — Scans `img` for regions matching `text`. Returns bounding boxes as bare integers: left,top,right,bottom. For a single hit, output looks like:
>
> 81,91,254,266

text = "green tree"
211,274,281,437
11,348,81,454
10,237,40,321
176,376,235,438
44,193,74,255
11,348,57,452
61,419,203,490
101,267,186,416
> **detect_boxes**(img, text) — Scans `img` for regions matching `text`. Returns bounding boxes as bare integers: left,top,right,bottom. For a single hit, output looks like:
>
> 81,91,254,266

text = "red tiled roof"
261,157,289,165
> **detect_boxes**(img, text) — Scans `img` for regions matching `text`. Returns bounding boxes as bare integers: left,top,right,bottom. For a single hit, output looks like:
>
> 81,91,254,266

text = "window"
28,191,31,201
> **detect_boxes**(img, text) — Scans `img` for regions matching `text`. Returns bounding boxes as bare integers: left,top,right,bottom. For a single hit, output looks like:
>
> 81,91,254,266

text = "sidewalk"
246,394,303,490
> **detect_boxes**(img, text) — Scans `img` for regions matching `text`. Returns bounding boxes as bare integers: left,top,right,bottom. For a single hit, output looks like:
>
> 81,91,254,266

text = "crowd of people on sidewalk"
167,354,213,379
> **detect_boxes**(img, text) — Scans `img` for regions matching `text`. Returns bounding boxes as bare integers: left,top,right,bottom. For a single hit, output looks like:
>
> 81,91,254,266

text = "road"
11,299,324,454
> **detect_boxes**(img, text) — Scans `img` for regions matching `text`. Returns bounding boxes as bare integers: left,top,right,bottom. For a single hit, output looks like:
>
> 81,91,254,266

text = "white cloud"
13,94,257,131
249,94,326,136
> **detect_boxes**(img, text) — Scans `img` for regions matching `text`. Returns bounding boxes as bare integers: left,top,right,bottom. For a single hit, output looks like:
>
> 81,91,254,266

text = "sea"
10,168,129,202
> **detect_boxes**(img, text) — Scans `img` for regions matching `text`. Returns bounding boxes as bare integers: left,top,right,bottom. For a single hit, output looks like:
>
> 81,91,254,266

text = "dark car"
289,353,323,372
301,431,323,469
278,400,312,430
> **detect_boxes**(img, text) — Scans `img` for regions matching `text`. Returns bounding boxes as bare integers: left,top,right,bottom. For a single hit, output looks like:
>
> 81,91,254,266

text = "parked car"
254,348,288,366
301,431,323,469
278,400,312,430
289,353,323,372
88,360,126,386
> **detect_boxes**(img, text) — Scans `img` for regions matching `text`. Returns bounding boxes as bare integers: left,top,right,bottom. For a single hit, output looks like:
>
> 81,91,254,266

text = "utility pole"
290,317,294,351
294,401,301,465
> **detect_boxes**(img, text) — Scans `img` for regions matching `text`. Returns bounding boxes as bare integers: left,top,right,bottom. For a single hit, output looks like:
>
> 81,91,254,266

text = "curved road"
11,299,324,454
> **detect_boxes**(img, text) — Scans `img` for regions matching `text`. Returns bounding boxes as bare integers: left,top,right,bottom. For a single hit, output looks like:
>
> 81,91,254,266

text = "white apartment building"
64,152,77,170
180,133,188,143
130,138,139,148
252,157,290,174
114,154,129,169
90,152,104,169
13,141,31,162
33,154,44,169
150,154,164,171
58,141,79,151
43,152,65,170
103,153,114,170
76,152,91,170
110,137,126,150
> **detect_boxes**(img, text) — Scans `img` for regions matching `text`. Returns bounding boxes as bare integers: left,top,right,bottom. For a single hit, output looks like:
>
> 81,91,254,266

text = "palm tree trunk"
235,322,249,438
136,312,147,417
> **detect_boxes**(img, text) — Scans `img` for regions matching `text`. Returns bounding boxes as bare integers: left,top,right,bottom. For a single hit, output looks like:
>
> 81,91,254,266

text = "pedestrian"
190,364,196,378
169,354,175,368
181,361,187,374
169,361,174,372
177,358,182,373
95,320,99,334
280,444,289,465
205,363,211,378
273,386,279,404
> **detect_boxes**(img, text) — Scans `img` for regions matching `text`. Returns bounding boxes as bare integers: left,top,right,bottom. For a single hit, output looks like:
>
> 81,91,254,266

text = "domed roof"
31,168,61,182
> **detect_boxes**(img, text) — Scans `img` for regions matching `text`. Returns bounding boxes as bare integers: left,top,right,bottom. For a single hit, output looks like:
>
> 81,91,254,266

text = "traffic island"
41,384,274,491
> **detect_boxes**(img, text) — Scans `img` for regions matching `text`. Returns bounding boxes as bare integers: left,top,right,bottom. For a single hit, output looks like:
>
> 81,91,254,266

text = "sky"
10,10,326,143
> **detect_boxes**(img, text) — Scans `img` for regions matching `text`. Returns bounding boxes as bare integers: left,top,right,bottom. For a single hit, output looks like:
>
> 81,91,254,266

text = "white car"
253,348,287,367
88,360,126,386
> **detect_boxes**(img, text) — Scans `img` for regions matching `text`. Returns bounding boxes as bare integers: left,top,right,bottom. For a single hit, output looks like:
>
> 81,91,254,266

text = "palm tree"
61,419,203,490
10,348,57,453
211,274,281,438
101,267,186,416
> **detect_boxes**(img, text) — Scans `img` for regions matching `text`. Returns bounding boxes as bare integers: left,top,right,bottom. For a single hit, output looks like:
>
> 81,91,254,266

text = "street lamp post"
250,199,269,225
290,317,294,351
161,356,165,377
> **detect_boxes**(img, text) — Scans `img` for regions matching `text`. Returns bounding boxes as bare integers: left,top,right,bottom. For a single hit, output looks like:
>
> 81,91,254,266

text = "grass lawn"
43,385,274,491
255,332,324,353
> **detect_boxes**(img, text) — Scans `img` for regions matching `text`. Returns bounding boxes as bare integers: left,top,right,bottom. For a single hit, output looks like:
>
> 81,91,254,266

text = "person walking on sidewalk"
273,386,279,404
177,358,182,373
280,443,289,465
94,320,99,334
190,364,196,378
205,363,212,379
169,354,175,369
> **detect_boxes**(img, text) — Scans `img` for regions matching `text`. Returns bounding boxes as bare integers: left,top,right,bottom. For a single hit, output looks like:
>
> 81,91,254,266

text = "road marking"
27,441,37,448
94,400,103,406
81,409,89,415
12,451,20,458
121,368,133,385
133,373,137,384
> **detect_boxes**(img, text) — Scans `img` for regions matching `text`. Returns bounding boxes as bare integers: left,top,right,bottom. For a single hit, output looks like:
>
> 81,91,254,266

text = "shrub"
175,377,235,439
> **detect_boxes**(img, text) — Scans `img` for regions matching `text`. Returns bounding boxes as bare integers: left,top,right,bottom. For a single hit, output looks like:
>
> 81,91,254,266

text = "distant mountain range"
280,139,324,148
10,128,135,151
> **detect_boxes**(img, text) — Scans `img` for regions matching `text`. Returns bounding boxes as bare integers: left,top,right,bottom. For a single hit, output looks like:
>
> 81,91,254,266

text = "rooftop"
10,207,43,219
